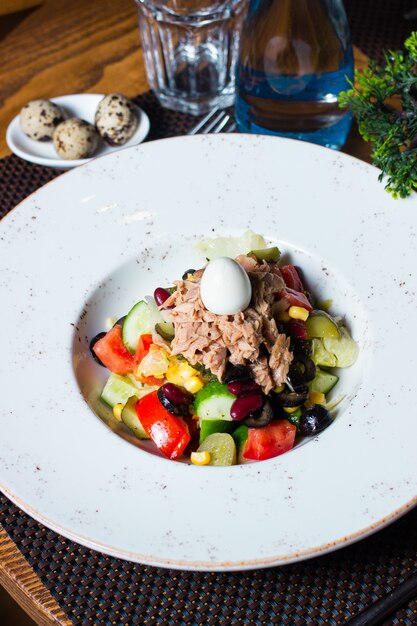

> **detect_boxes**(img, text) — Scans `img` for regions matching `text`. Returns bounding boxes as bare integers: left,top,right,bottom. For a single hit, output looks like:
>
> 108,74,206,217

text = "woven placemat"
1,495,417,625
2,4,417,623
345,0,417,61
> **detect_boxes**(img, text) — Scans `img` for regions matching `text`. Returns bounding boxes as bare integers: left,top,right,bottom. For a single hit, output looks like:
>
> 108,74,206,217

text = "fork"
188,108,236,134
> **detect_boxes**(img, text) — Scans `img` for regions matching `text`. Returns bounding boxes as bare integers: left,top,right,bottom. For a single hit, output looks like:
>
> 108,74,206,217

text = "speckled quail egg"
53,118,99,160
200,257,253,315
95,93,138,145
19,99,65,141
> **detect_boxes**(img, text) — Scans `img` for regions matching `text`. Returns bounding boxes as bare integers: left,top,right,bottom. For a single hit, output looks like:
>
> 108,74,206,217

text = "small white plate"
6,93,150,169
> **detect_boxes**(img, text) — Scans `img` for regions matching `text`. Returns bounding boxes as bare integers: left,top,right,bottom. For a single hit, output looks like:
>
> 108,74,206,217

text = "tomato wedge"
276,287,313,311
280,264,304,292
136,391,190,459
276,265,312,311
93,325,136,375
135,333,153,363
242,420,296,461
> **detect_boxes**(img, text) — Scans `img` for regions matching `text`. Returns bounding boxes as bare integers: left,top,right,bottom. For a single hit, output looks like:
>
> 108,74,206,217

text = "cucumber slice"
121,396,149,439
232,424,248,450
306,310,340,339
309,368,339,394
194,381,235,423
101,373,140,408
197,433,236,466
311,338,337,367
199,419,235,444
323,326,358,367
155,321,175,341
316,299,333,312
122,297,163,353
312,326,358,368
249,246,280,262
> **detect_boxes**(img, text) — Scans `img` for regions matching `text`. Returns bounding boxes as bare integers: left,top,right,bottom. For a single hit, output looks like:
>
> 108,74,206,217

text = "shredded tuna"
262,317,279,351
235,254,259,272
162,257,293,390
249,356,276,394
269,334,293,387
151,331,172,351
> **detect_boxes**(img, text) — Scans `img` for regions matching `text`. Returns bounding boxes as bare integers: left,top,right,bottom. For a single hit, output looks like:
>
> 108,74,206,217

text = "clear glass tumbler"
135,0,248,115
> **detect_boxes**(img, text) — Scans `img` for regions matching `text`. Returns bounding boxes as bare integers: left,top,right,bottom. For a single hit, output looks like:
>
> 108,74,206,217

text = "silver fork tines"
188,108,236,134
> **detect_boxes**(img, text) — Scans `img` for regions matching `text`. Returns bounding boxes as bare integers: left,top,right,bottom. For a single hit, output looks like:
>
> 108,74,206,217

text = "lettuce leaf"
195,231,267,261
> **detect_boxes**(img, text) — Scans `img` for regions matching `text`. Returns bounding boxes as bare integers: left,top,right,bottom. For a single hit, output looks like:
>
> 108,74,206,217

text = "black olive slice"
157,387,189,416
292,353,316,382
242,400,274,427
292,339,313,357
222,364,252,384
274,386,309,407
299,405,332,436
286,364,307,391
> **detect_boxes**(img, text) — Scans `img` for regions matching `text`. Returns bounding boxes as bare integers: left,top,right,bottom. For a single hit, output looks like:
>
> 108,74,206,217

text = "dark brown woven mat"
345,0,417,62
2,4,417,623
1,490,417,625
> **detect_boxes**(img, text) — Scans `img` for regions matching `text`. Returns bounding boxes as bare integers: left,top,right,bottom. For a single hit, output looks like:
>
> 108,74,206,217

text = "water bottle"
235,0,354,149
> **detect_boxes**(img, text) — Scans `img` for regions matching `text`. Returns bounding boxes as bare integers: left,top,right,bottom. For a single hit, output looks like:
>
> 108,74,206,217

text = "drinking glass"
135,0,248,115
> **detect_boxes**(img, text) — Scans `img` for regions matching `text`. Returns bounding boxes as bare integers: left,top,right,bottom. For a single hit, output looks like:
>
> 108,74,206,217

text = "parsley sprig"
339,32,417,198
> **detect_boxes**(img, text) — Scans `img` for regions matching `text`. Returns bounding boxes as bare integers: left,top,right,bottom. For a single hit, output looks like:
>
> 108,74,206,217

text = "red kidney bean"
154,288,171,306
227,380,260,396
230,393,263,421
162,383,193,406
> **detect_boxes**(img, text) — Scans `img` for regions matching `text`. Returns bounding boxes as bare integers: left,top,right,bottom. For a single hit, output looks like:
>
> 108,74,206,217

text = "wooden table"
0,0,370,162
0,0,149,159
0,1,371,624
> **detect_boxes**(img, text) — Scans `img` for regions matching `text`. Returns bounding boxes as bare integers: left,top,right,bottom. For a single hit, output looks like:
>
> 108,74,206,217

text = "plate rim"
2,481,416,571
1,133,416,571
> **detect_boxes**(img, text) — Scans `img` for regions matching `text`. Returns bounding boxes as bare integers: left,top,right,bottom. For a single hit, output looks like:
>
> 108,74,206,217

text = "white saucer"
6,93,151,169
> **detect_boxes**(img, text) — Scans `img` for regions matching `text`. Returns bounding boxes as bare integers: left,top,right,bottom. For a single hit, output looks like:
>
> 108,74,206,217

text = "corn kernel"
180,362,199,381
288,306,309,321
166,358,185,385
184,375,204,394
166,366,183,386
309,392,326,405
191,451,211,465
277,311,291,322
113,403,124,422
283,406,300,414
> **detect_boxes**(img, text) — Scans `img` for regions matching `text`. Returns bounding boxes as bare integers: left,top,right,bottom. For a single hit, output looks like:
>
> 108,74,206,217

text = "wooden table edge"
0,527,71,626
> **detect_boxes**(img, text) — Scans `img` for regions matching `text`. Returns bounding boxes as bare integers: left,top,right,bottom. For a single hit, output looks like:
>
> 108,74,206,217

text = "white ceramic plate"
1,135,416,571
6,93,150,169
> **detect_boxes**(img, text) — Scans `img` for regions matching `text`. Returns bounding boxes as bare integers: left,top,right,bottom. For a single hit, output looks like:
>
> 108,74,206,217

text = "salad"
90,233,358,466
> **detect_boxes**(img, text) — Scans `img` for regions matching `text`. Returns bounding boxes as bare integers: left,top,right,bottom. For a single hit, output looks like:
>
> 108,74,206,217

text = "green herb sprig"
339,32,417,198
